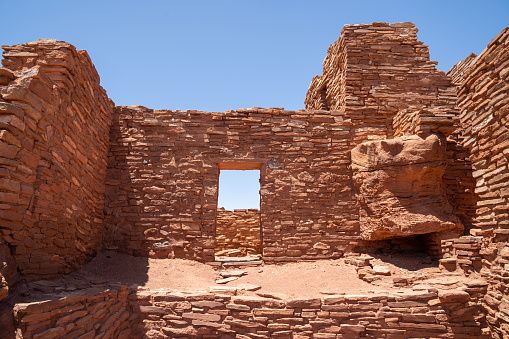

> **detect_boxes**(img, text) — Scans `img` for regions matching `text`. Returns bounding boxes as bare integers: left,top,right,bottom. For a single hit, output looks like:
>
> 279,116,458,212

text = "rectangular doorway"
215,162,262,261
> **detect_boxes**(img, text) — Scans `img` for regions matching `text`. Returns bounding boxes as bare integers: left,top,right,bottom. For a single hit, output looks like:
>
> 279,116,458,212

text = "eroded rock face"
351,134,463,240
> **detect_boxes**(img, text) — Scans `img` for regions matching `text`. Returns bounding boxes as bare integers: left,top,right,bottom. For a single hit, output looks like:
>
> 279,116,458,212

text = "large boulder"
351,134,462,240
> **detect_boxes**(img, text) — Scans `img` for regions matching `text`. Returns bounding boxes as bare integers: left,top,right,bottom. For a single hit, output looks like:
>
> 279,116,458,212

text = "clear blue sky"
218,170,260,210
2,0,507,209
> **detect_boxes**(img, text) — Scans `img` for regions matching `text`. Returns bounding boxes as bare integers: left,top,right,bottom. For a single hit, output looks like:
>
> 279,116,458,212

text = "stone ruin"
0,21,508,338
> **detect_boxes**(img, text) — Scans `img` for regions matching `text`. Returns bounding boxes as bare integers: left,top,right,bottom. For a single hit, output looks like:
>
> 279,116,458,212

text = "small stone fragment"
215,277,239,284
220,270,247,278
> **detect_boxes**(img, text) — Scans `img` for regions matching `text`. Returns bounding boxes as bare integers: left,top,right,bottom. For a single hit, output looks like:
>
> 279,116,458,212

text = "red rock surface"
352,134,463,240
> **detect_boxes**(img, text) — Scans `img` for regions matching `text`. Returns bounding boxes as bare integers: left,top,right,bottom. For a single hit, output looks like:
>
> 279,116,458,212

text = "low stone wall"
440,236,483,273
13,286,130,339
215,209,261,257
132,289,491,338
12,284,491,338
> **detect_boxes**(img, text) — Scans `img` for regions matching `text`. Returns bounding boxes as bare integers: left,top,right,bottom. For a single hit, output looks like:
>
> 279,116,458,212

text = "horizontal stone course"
104,105,357,262
13,286,490,338
0,40,114,285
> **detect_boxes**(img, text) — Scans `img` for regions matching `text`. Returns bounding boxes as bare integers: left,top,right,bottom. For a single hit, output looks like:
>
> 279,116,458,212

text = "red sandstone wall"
13,286,130,338
12,284,490,338
104,106,358,262
131,289,488,338
0,40,114,282
215,208,261,257
451,27,509,338
305,22,470,244
306,22,456,144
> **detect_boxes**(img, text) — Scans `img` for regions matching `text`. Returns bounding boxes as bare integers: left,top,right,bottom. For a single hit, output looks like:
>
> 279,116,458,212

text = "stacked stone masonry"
215,208,261,257
0,40,113,288
305,22,456,144
305,22,475,236
104,105,356,263
448,27,509,338
13,284,491,339
13,286,130,338
0,22,508,337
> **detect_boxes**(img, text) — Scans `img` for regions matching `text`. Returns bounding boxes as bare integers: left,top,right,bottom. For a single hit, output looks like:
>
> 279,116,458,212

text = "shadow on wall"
103,107,210,264
444,133,479,235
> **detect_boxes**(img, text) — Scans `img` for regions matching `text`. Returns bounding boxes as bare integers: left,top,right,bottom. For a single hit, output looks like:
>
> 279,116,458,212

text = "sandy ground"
60,251,385,298
21,250,480,302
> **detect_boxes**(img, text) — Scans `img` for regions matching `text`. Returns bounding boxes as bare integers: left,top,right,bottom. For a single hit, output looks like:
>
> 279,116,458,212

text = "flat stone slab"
215,277,239,284
236,283,261,291
220,270,247,278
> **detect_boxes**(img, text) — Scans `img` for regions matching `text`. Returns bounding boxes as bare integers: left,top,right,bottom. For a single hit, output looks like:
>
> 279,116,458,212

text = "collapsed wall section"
104,106,358,262
0,40,114,283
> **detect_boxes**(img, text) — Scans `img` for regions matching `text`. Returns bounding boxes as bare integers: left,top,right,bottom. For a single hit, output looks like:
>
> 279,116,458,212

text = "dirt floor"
21,250,481,301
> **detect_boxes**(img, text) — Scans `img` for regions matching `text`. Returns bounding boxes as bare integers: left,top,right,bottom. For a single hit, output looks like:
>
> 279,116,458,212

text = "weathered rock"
351,134,446,170
352,134,463,240
236,283,261,291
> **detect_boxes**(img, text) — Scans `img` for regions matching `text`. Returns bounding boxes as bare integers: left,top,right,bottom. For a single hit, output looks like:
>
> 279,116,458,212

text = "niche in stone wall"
215,162,262,261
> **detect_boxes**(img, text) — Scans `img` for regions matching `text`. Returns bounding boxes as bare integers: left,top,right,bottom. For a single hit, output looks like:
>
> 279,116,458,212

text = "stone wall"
0,40,114,283
13,284,490,338
104,106,358,262
305,22,456,144
13,286,130,339
440,235,483,273
131,289,489,338
215,208,261,257
305,22,471,248
450,27,509,338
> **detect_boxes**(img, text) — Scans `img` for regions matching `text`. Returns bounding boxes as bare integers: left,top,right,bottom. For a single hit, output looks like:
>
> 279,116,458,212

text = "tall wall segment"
449,27,509,337
305,22,456,144
0,40,114,286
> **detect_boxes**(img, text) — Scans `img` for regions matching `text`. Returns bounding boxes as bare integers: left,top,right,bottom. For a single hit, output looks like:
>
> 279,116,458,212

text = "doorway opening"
215,162,262,261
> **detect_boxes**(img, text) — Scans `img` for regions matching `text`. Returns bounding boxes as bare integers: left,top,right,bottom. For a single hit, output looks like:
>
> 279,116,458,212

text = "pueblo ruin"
0,21,508,338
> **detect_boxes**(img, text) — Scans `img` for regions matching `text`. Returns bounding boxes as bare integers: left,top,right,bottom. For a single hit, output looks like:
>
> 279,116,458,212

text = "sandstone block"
182,312,221,322
351,134,463,240
437,290,470,302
